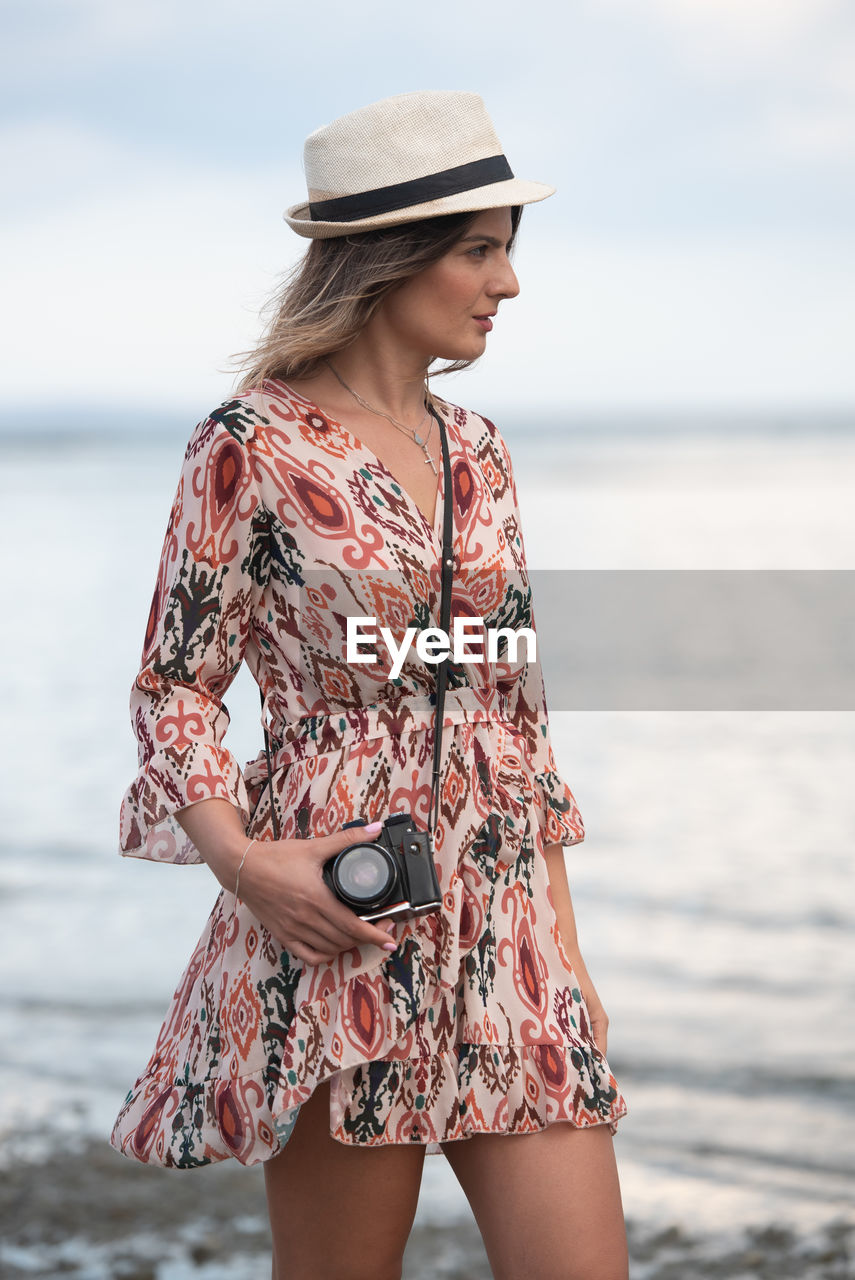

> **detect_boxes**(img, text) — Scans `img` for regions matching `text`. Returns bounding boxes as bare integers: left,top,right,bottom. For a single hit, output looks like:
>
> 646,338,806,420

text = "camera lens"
332,843,397,906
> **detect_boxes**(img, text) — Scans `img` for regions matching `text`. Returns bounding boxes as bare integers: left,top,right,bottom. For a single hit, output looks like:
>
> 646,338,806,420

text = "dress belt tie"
243,685,515,787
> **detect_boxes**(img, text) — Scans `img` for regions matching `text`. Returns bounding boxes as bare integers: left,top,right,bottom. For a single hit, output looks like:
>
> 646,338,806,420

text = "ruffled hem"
110,930,627,1169
110,1037,627,1169
323,1041,626,1151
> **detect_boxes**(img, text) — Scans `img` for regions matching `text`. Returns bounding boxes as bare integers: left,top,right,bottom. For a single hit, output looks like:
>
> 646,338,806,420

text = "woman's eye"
468,245,489,258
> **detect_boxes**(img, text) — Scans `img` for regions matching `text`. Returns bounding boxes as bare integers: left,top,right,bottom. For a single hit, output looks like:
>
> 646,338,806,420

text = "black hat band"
308,154,514,222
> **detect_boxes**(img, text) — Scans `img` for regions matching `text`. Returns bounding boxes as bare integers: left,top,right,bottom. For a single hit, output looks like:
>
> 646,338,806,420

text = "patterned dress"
110,378,628,1167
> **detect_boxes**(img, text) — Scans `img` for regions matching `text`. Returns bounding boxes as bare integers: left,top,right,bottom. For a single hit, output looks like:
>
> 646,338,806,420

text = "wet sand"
1,1141,852,1278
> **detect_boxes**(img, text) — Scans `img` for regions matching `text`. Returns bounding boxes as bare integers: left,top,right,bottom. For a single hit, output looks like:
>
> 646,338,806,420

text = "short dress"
110,378,628,1168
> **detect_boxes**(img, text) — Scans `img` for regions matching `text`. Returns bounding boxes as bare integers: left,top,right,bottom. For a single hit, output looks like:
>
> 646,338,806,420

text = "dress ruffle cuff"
118,741,252,865
532,767,586,850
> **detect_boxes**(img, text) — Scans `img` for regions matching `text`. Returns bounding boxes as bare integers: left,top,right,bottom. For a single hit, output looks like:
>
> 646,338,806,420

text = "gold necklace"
324,359,438,476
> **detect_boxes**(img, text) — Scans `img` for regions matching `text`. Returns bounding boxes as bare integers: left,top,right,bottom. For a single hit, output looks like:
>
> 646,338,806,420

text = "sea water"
0,411,852,1277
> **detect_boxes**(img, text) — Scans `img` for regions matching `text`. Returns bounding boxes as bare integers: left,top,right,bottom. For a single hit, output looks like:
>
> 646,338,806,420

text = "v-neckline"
274,378,449,547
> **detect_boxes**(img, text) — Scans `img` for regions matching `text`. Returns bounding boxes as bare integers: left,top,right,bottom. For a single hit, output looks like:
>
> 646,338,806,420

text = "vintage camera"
322,813,442,923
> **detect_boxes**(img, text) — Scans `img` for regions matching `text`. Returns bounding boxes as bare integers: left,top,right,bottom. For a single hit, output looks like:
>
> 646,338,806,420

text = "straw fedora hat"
284,89,555,239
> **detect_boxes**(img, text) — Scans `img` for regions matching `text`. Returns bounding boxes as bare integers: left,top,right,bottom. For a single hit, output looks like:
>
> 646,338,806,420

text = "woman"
112,90,629,1279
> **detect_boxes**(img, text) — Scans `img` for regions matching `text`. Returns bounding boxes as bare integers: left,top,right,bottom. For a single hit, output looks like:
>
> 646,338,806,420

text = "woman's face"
376,206,521,365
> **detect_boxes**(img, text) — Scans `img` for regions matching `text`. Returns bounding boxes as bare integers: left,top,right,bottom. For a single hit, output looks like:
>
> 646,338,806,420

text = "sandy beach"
1,1139,853,1278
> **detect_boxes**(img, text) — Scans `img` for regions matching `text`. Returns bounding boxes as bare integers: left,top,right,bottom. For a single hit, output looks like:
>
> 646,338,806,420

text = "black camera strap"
258,398,454,843
428,400,454,836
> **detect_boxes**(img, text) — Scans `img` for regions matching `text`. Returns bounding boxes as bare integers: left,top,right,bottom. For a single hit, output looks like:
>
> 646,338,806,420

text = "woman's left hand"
542,842,611,1057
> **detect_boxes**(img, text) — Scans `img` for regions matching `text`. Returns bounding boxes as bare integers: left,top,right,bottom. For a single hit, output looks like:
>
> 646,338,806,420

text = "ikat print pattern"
110,378,627,1167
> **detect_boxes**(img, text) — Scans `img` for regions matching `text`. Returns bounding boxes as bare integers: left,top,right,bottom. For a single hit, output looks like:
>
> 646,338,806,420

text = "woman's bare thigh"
264,1078,427,1280
440,1121,629,1280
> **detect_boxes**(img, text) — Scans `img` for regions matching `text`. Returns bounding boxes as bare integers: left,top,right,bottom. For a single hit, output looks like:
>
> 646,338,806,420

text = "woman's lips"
473,316,493,332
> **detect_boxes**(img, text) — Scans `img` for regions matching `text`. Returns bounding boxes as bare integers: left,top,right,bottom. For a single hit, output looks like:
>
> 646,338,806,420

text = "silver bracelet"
234,838,257,902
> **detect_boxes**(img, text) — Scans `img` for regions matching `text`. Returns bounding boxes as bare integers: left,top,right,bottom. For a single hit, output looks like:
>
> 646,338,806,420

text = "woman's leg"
440,1121,629,1280
264,1078,427,1280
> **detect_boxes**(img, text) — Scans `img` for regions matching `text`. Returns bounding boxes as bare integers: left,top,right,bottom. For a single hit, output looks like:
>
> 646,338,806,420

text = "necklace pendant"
425,452,438,475
413,429,425,446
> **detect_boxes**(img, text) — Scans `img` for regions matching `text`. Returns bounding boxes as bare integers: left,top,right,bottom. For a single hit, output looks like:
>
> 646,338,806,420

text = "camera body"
322,813,443,923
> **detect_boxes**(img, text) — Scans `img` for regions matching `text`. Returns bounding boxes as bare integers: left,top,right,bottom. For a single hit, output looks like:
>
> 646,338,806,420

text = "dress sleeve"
119,404,271,864
491,423,586,851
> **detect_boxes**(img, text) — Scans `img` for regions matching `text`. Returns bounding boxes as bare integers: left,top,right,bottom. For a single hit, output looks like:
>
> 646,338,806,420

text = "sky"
1,0,854,422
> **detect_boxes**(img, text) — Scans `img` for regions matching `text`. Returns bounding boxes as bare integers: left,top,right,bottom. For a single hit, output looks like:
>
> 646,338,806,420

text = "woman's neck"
321,322,432,424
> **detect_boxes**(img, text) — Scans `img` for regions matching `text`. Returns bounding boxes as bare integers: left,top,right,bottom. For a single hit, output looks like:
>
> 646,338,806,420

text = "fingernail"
364,821,383,835
382,942,397,951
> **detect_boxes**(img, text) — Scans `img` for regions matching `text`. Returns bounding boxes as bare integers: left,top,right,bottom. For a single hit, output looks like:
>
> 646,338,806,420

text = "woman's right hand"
174,799,399,966
236,822,400,965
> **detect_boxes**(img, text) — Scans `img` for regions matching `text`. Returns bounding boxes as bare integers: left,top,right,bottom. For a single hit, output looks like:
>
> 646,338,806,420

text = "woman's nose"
492,257,520,300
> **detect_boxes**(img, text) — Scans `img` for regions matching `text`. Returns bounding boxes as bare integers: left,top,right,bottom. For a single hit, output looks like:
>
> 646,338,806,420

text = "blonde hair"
230,207,523,393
